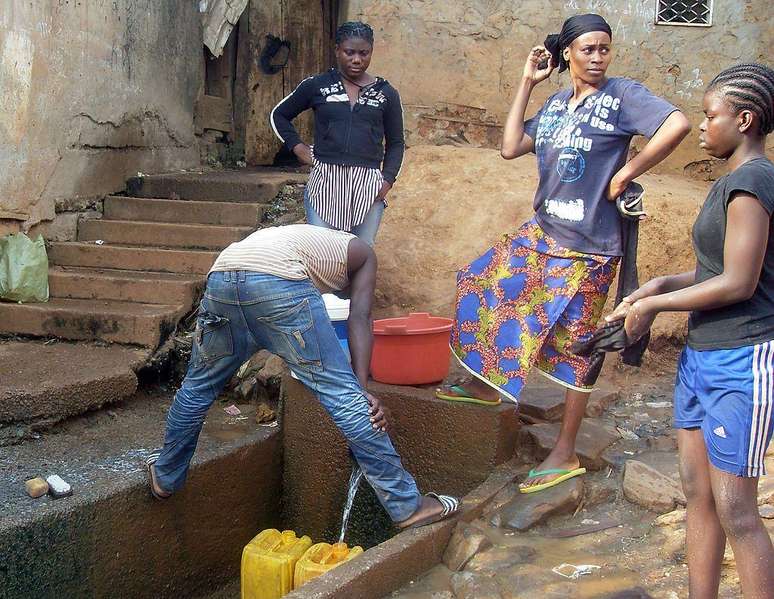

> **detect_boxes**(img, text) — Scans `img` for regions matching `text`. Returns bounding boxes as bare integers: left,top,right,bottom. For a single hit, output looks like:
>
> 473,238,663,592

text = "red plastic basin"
370,312,453,385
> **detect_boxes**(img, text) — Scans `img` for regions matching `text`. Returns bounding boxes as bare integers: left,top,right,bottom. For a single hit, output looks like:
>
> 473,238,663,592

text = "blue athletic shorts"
674,341,774,477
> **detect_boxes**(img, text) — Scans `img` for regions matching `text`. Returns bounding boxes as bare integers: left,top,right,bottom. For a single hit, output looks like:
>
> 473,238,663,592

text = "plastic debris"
94,239,105,245
224,404,242,416
617,427,640,441
646,401,671,409
552,563,601,580
46,474,73,499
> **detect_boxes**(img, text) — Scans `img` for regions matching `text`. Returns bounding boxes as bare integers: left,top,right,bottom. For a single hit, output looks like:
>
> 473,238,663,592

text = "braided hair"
707,63,774,135
335,21,374,46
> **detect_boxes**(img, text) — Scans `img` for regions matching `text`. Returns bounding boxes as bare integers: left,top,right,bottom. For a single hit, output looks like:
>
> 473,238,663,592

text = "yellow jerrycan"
241,529,313,599
293,542,364,588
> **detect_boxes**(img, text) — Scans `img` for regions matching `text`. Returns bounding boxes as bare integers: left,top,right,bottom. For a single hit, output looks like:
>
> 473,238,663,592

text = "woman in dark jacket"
270,21,403,246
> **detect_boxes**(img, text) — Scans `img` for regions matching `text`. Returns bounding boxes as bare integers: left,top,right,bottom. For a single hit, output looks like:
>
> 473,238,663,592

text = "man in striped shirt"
147,225,460,529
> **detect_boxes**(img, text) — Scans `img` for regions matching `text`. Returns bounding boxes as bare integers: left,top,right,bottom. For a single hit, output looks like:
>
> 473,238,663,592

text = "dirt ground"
385,358,774,599
375,145,710,347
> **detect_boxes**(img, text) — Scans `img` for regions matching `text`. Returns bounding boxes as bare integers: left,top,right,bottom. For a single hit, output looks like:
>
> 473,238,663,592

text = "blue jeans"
304,190,385,247
154,271,421,522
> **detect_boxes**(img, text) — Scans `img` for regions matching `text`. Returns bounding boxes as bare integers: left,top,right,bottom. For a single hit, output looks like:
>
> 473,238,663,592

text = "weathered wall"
0,1,202,232
343,0,773,175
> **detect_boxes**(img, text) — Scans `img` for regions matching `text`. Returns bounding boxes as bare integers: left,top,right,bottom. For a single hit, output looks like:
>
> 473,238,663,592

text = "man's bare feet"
146,457,172,500
397,494,461,529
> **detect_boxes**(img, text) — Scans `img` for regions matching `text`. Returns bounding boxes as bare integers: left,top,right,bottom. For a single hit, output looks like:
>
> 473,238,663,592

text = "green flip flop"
519,467,587,494
435,384,502,406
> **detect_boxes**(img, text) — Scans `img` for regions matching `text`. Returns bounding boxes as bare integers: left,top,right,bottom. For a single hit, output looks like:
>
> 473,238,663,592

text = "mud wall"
343,0,773,176
0,1,202,233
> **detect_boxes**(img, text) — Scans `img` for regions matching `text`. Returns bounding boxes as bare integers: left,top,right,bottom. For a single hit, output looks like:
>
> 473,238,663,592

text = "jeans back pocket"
195,312,234,364
257,298,322,370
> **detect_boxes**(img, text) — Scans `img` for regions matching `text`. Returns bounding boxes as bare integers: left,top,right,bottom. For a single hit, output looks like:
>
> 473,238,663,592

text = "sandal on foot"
146,453,172,501
399,493,462,530
435,384,502,406
519,467,586,494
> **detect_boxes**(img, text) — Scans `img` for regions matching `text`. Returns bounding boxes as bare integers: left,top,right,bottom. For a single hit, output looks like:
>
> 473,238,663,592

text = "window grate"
656,0,712,26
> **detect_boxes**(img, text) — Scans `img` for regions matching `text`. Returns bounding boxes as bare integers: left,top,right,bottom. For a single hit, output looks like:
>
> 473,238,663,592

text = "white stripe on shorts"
749,340,774,476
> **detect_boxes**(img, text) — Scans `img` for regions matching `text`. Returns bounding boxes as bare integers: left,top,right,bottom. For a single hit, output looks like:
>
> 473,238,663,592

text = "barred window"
655,0,713,26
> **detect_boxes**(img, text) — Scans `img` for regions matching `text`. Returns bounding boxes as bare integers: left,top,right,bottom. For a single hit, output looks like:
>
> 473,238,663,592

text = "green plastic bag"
0,233,49,303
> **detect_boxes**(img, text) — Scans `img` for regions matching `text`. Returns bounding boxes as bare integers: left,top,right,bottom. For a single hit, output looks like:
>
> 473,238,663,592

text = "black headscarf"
544,14,612,73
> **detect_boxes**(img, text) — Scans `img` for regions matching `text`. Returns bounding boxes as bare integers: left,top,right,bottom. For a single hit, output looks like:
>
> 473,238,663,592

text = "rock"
658,526,686,561
525,420,619,470
623,460,686,513
757,475,774,505
647,434,678,451
466,546,537,573
25,477,49,498
653,509,686,526
489,478,583,531
450,571,502,599
238,376,258,400
517,385,566,422
257,354,286,385
247,349,272,371
759,504,774,519
585,383,620,418
583,477,618,508
254,403,276,424
443,523,493,571
483,484,520,516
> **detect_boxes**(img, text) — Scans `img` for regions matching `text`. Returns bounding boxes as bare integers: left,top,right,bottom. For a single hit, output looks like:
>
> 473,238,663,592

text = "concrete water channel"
1,372,521,598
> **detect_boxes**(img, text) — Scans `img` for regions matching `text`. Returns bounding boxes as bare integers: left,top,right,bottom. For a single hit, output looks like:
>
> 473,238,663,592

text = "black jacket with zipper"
270,69,404,184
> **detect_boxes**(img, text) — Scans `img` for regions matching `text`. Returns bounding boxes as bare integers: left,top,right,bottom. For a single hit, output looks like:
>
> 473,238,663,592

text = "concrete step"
48,242,218,275
0,298,186,347
104,196,266,226
0,340,148,425
78,219,253,250
126,169,307,203
48,266,204,305
1,391,282,599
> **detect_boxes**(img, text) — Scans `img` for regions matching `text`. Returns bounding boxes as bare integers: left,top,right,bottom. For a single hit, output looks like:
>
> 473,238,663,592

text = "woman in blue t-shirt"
436,14,691,493
607,63,774,598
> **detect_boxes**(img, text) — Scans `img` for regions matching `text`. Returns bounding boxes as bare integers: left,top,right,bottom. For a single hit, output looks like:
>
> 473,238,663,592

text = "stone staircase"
0,169,306,348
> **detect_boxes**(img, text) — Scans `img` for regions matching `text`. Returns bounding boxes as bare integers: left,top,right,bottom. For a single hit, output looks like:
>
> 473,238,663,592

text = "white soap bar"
46,474,73,498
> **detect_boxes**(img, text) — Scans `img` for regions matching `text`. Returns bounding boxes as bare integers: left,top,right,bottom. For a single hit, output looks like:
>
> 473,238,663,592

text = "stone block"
623,459,686,513
465,546,537,573
653,509,686,527
524,420,619,470
257,354,285,385
489,478,583,531
442,523,492,571
28,212,79,242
